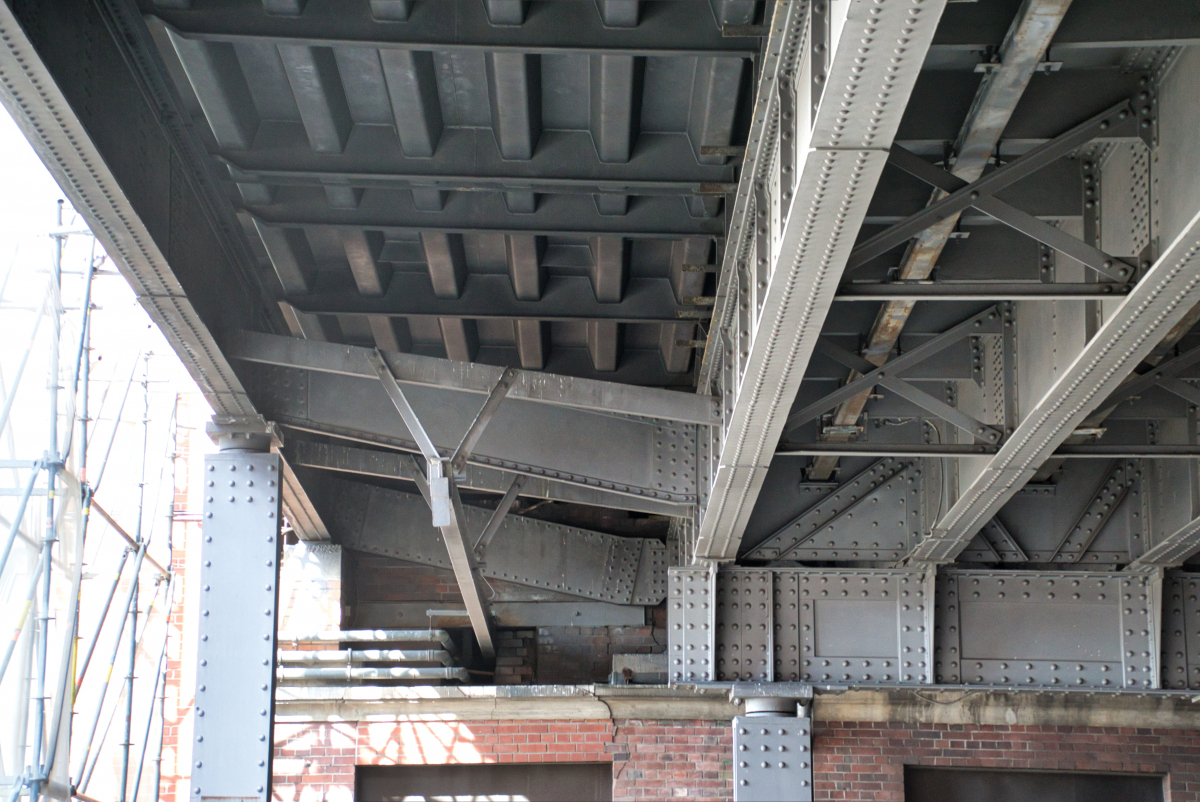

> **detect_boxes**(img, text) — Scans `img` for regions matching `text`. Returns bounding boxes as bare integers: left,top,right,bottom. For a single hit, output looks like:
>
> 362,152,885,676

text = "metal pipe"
74,548,131,692
276,666,469,682
89,354,140,496
118,354,151,802
278,628,457,654
118,581,138,802
150,398,178,802
129,621,170,802
71,541,149,785
278,648,454,667
31,200,65,802
0,546,50,686
77,576,165,797
0,462,43,582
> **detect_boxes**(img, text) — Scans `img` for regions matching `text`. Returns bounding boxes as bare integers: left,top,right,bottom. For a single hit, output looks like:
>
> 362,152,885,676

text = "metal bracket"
1049,460,1136,563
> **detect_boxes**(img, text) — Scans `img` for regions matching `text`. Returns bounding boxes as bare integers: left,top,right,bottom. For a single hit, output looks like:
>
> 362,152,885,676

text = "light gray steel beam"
834,282,1132,301
368,0,414,22
277,666,469,682
379,49,443,158
277,44,352,154
367,315,410,352
277,648,454,667
1126,517,1200,573
286,438,687,516
228,330,717,423
277,302,328,341
590,54,640,163
473,473,526,555
435,466,496,658
420,231,467,299
693,0,949,559
451,367,518,473
912,209,1200,563
514,320,549,369
330,478,668,606
486,52,541,160
276,448,330,541
484,0,526,26
506,235,546,301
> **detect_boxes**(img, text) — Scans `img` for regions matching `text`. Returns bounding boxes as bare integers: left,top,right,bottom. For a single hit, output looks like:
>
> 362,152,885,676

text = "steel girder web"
693,0,951,560
229,331,712,505
910,208,1200,563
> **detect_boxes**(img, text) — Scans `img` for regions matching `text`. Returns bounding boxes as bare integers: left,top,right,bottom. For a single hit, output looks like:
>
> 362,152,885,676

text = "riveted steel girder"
693,0,950,560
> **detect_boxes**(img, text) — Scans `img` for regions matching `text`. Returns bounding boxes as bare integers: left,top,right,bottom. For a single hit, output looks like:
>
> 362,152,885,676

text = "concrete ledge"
277,684,1200,729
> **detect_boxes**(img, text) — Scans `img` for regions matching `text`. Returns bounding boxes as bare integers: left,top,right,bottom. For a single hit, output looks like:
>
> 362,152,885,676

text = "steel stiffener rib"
911,208,1200,563
693,0,950,560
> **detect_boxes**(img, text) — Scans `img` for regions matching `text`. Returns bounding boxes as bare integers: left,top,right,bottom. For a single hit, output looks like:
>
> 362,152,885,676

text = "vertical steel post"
192,419,283,802
30,200,65,802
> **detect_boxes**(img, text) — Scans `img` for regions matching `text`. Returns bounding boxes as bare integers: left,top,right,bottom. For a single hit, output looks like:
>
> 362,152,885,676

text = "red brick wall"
271,719,732,802
814,721,1198,801
271,718,1200,802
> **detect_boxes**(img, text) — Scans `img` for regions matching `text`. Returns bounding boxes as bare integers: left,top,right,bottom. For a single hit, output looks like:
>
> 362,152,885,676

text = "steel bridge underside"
4,0,1200,706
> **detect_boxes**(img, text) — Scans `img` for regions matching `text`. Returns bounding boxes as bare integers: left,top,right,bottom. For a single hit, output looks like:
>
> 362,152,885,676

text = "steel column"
191,444,282,802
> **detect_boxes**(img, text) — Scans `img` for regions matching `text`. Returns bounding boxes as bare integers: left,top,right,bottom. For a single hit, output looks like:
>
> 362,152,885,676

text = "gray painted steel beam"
688,57,746,166
245,193,725,237
435,467,497,658
277,44,353,154
486,52,541,160
329,478,667,606
218,148,736,196
229,330,717,423
587,321,622,372
338,229,384,296
597,0,640,28
834,282,1132,301
285,438,686,516
693,0,949,559
590,55,641,164
253,220,313,294
165,31,260,150
912,209,1200,563
281,274,694,323
379,49,443,158
150,3,758,57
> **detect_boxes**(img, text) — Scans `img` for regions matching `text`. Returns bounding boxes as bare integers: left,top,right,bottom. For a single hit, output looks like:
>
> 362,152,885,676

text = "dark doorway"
357,763,613,802
905,767,1163,802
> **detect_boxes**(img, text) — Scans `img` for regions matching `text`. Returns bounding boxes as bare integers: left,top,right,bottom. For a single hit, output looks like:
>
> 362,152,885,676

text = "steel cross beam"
808,335,1003,444
692,0,950,560
807,0,1112,481
909,209,1200,563
1127,515,1200,572
783,307,1004,434
368,352,496,657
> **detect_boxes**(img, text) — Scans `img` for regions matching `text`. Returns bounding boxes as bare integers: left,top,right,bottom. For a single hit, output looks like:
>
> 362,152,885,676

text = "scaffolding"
0,202,183,802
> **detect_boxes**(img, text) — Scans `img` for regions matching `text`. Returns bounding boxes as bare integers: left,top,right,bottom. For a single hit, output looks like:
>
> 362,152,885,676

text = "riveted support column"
191,418,283,802
730,690,814,801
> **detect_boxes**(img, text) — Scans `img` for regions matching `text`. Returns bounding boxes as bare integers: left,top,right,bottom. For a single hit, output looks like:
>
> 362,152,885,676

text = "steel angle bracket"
744,458,919,562
668,564,717,683
959,517,1029,563
935,570,1158,689
1048,460,1139,563
1161,572,1200,689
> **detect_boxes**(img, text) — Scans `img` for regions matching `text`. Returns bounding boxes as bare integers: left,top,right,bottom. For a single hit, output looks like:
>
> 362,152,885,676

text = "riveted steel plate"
935,570,1158,689
631,540,668,606
791,569,930,685
716,570,774,681
1162,572,1200,689
193,452,282,802
732,716,813,802
668,566,715,682
744,459,917,562
773,572,804,682
330,479,665,604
